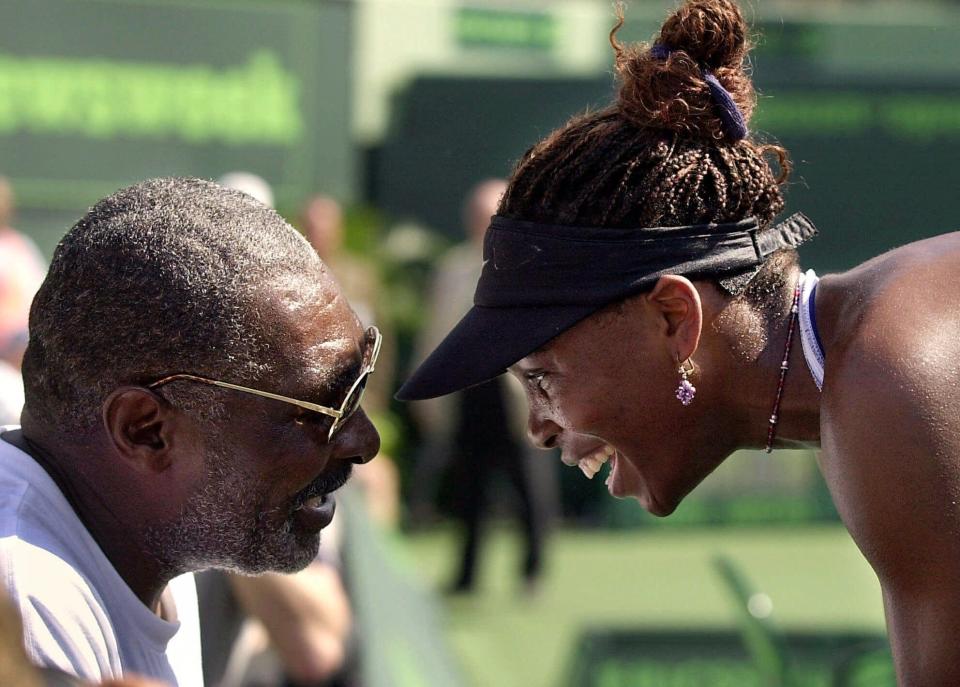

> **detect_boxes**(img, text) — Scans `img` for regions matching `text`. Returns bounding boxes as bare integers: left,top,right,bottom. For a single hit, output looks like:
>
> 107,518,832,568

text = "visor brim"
396,303,598,401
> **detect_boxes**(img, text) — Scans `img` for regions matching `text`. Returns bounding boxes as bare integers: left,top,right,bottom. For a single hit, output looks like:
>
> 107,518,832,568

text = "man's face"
510,300,734,517
149,282,380,574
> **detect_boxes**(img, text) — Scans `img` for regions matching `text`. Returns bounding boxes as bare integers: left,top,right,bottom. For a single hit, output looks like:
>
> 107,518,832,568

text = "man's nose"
332,409,380,464
527,411,561,450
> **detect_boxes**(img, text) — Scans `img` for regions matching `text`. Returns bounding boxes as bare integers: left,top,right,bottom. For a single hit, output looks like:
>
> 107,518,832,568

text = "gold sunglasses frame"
147,326,382,440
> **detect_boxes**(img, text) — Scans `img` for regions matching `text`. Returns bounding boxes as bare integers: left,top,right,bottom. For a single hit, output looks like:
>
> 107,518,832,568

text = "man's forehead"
300,323,362,381
261,279,365,384
267,270,338,307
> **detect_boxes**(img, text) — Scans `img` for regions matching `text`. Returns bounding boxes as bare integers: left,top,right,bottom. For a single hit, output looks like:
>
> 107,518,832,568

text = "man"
0,178,380,684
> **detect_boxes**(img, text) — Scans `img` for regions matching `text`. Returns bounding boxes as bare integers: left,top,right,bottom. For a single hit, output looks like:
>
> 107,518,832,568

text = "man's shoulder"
0,437,84,551
0,435,123,680
0,536,120,680
0,536,111,630
1,533,98,592
0,470,29,535
0,440,44,538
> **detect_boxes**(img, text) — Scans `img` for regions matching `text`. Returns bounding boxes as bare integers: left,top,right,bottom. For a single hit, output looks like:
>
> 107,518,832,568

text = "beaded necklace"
765,277,803,453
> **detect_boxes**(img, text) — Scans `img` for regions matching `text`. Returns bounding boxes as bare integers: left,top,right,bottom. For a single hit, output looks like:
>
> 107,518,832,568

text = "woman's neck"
706,270,823,450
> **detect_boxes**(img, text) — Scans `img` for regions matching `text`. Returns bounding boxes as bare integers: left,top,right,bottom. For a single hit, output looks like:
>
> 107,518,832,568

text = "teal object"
563,555,894,687
341,489,466,687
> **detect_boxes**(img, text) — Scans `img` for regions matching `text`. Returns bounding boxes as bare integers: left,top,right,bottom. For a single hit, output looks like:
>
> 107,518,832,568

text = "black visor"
397,213,817,401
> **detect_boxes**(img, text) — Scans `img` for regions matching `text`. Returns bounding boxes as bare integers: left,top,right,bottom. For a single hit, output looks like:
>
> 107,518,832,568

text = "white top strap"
798,269,825,391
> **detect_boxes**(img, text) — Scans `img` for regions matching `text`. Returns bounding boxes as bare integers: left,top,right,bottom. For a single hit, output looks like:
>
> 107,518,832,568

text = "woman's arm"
820,314,960,686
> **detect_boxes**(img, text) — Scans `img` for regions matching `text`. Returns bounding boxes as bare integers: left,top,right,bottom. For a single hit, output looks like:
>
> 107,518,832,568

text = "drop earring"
676,358,696,406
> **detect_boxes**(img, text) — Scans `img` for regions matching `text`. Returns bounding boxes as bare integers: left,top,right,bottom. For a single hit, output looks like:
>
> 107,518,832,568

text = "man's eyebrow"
322,363,360,398
308,334,369,400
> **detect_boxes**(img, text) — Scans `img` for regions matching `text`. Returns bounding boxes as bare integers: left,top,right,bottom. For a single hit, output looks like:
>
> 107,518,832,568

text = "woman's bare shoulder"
816,232,960,446
819,231,960,362
815,233,960,587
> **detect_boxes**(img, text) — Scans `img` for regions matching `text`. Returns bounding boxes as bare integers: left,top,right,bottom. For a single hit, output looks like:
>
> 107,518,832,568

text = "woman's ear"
645,275,703,361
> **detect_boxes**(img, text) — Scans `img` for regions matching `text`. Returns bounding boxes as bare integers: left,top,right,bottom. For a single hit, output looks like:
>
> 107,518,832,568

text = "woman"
398,0,960,683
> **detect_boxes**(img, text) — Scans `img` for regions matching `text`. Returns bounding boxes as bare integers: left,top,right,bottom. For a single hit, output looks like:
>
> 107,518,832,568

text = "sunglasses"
147,326,382,441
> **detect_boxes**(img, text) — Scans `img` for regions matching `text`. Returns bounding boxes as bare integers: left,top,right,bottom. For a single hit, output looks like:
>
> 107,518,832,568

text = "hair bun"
660,0,748,70
612,0,755,142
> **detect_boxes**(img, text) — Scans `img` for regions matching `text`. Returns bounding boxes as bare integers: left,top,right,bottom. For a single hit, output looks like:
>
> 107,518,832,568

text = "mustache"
292,462,353,508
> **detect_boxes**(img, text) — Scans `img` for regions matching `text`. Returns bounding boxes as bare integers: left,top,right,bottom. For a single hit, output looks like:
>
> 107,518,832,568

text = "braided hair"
499,0,795,311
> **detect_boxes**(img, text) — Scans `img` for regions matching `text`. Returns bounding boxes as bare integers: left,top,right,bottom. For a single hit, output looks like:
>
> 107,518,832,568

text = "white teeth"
578,446,614,480
299,495,323,510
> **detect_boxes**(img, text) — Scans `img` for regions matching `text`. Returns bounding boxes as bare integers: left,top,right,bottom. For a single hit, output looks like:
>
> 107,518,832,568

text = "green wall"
372,6,960,274
1,0,353,255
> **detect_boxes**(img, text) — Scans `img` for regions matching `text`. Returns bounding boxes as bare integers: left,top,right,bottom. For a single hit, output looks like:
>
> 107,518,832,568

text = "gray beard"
145,442,320,578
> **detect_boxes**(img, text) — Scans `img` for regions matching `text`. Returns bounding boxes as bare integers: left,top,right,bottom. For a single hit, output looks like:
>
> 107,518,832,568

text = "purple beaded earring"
676,358,696,406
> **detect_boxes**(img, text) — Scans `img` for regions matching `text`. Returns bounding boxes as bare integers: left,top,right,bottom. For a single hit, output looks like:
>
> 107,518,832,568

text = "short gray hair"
23,177,324,434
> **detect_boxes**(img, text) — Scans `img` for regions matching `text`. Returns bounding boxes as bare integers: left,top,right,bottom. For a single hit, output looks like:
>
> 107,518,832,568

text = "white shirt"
0,429,203,685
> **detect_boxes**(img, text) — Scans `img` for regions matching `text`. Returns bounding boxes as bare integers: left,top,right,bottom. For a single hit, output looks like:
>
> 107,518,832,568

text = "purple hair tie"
650,43,673,61
650,43,748,142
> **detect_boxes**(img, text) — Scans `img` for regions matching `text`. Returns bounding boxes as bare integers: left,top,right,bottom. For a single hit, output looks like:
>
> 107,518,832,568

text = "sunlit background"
7,0,960,685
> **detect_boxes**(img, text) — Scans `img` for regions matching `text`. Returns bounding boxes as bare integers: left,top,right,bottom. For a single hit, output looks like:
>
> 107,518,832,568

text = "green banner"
566,630,893,687
1,0,353,253
0,51,303,145
454,8,556,51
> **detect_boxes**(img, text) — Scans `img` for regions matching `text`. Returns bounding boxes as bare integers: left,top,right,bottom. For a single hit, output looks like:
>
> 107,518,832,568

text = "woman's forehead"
515,337,566,371
533,310,613,360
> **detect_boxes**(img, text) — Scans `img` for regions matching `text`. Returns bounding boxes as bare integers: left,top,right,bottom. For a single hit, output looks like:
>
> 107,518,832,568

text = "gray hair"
22,177,325,434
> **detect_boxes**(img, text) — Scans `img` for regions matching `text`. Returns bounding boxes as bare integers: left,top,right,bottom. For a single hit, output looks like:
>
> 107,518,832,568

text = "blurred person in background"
409,179,556,595
202,518,356,687
218,171,275,211
400,0,960,683
0,177,379,685
0,176,47,425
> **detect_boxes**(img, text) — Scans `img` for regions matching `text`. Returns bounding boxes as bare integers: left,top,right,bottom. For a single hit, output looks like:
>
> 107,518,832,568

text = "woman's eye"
526,372,548,392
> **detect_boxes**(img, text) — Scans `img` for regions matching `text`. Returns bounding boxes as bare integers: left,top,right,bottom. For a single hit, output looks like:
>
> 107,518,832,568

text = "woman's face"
509,292,736,516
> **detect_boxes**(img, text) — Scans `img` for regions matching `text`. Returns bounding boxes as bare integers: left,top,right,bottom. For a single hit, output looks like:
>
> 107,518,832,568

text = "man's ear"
645,275,703,361
102,387,175,473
